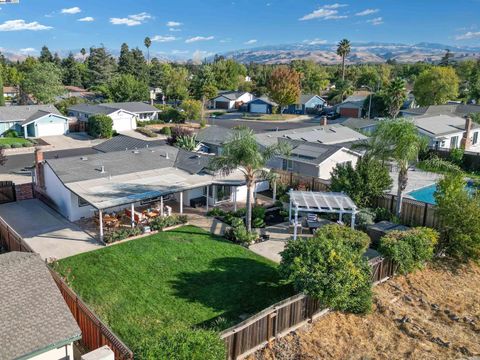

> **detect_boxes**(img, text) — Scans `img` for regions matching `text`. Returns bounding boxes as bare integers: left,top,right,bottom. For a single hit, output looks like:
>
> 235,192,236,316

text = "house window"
203,185,214,197
78,196,89,207
473,132,478,145
216,185,232,202
450,136,459,149
282,159,293,171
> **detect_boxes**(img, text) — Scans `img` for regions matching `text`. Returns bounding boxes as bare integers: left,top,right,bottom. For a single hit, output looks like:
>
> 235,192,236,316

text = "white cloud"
167,21,182,27
244,39,257,45
169,27,181,32
355,8,379,16
61,7,81,14
78,16,94,22
185,36,214,43
20,47,36,53
151,35,178,42
456,31,480,40
303,38,328,45
0,19,52,31
110,12,151,26
299,4,348,21
367,17,383,25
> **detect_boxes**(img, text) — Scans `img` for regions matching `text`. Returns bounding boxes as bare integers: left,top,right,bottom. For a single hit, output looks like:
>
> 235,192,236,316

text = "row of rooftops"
213,90,326,106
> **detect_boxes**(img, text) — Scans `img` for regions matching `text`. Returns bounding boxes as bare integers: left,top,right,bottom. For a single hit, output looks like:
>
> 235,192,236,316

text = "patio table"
307,218,332,233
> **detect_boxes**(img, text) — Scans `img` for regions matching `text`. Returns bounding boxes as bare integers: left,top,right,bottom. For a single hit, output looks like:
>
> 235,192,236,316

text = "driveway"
40,133,105,150
0,199,102,260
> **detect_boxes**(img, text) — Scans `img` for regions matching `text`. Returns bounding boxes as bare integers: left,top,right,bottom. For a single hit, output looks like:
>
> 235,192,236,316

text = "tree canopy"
413,67,459,106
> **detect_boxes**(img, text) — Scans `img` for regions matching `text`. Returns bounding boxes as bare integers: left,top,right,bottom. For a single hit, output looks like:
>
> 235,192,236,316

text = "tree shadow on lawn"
170,257,293,330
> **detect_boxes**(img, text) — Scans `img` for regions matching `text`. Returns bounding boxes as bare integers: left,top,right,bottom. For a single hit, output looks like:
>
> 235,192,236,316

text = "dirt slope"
252,261,480,360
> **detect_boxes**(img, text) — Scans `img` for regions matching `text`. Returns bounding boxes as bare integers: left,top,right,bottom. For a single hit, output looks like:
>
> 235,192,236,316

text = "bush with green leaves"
435,173,480,260
149,215,188,232
225,217,257,245
87,114,113,139
10,143,23,148
136,127,158,138
3,129,18,137
160,126,172,136
104,227,142,244
379,227,439,274
206,208,225,217
252,205,266,221
0,144,11,149
175,134,197,151
252,217,265,228
280,224,373,314
156,105,186,123
449,148,464,166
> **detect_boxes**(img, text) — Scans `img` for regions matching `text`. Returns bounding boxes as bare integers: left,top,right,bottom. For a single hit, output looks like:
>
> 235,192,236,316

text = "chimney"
34,147,44,164
320,116,328,126
34,147,45,189
461,116,473,150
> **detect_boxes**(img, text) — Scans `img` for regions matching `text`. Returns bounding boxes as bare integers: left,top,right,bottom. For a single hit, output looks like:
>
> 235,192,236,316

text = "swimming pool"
408,185,438,204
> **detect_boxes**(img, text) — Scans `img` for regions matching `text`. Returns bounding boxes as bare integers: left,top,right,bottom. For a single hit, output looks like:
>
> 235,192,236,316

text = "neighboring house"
34,145,267,226
400,104,480,118
3,86,19,104
59,86,98,101
210,91,254,110
274,139,362,180
286,94,327,115
67,102,160,132
336,94,368,118
0,104,69,138
246,96,278,114
411,114,480,151
0,252,81,360
341,117,379,135
196,125,233,155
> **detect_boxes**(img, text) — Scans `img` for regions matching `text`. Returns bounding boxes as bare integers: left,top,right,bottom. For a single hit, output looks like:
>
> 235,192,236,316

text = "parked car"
326,111,340,120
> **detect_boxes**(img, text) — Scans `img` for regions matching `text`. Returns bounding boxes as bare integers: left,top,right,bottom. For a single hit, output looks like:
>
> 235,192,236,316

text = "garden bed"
0,137,34,149
53,226,293,359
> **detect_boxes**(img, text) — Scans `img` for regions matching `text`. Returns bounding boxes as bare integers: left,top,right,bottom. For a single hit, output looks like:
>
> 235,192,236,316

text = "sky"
0,0,480,59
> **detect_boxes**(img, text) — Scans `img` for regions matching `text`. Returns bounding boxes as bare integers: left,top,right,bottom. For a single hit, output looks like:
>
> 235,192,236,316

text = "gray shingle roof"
298,94,325,105
196,125,233,146
281,139,346,165
93,134,166,153
0,104,62,122
0,252,81,360
68,102,159,115
412,114,479,136
21,110,67,126
214,91,246,101
341,117,378,130
401,104,480,117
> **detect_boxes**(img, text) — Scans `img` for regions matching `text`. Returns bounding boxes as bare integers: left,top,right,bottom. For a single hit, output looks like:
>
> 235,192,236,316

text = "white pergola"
289,190,358,240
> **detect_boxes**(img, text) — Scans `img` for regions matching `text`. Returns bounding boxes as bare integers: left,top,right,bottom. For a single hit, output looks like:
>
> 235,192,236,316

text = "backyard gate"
0,181,16,204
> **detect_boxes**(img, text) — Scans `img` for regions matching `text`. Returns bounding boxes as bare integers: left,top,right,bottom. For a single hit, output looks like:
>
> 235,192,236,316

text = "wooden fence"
0,181,16,204
0,216,33,252
221,257,396,360
273,169,330,192
49,270,134,360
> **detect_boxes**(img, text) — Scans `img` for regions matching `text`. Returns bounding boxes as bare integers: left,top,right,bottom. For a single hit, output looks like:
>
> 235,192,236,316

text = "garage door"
113,117,134,132
36,122,66,137
340,107,360,118
250,104,268,113
215,101,230,109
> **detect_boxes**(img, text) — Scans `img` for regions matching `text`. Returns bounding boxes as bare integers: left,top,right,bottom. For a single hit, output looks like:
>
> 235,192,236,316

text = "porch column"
233,186,237,212
339,212,343,223
288,196,292,222
272,180,277,202
206,186,209,213
130,203,135,228
180,192,183,214
160,196,164,217
293,208,298,240
99,210,104,243
350,212,356,229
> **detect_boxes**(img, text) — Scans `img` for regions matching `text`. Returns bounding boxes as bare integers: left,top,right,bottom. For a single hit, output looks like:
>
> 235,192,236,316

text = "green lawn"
243,113,300,121
0,137,31,146
54,226,293,359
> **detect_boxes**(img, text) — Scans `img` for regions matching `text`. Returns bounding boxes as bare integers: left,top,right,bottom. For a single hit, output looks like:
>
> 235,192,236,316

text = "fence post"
422,203,428,226
311,177,315,191
289,172,293,186
390,195,395,213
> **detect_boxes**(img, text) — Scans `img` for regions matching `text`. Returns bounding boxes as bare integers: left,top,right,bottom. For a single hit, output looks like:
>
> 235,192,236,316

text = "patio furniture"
190,197,206,208
125,209,144,223
307,218,333,234
367,221,410,248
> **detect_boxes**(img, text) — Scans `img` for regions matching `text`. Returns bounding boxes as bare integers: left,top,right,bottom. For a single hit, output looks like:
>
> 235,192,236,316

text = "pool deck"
388,168,442,200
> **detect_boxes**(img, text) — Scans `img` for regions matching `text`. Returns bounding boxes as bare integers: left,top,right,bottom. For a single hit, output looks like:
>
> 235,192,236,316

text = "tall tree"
211,58,246,90
118,43,135,75
101,74,149,102
130,47,148,81
191,64,218,123
385,77,407,118
267,66,301,114
291,60,330,94
356,119,426,217
329,79,354,104
39,45,53,63
0,70,4,106
209,127,289,232
336,39,351,81
85,46,116,88
61,53,83,87
21,62,64,103
144,37,152,64
413,66,459,106
439,49,454,67
80,48,87,62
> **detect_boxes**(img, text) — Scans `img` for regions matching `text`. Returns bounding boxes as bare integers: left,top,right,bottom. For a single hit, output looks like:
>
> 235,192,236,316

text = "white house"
67,102,160,132
210,91,254,110
412,114,480,151
0,252,81,360
0,104,69,138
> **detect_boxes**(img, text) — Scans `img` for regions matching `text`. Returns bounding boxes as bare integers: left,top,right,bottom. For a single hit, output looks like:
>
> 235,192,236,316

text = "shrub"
280,224,373,314
136,127,158,138
225,218,257,245
274,200,283,208
234,208,246,217
149,215,188,231
252,217,265,228
22,142,32,147
374,207,393,222
167,126,194,146
379,227,439,274
160,126,172,136
252,205,266,222
10,143,23,148
0,144,11,149
3,129,18,137
104,227,142,244
206,208,225,217
449,148,464,166
175,134,196,151
156,105,186,123
88,114,113,138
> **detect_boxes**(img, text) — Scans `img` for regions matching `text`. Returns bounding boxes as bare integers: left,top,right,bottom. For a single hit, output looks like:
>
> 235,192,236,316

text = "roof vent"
100,165,106,173
165,152,170,159
80,156,88,161
132,150,140,154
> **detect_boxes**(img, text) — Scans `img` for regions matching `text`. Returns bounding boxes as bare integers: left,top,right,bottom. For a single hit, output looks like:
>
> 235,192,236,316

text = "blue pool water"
408,183,477,205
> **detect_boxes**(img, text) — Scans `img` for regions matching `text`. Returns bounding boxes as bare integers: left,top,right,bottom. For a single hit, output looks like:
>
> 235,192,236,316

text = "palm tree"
144,37,152,64
209,127,290,232
385,78,407,118
336,39,351,81
356,119,426,217
330,80,354,104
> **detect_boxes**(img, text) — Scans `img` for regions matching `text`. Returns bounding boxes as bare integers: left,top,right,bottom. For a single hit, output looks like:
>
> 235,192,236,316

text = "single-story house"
59,85,98,101
210,91,254,110
246,96,278,114
67,102,160,132
336,95,367,118
0,252,81,360
196,125,233,155
400,103,480,118
341,117,379,135
34,146,267,240
286,94,327,115
412,114,480,151
0,104,69,138
3,86,19,102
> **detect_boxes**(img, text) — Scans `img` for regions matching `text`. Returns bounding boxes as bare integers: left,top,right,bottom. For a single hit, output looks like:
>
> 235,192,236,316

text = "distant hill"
218,42,480,64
